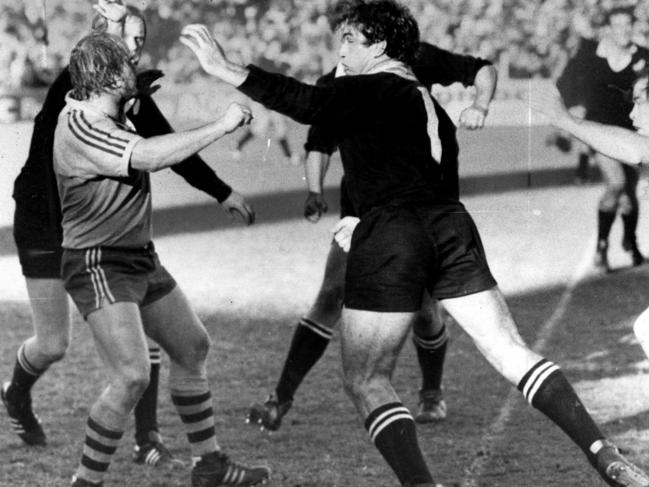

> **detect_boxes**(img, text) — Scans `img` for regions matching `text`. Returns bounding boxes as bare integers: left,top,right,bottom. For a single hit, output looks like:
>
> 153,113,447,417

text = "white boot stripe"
223,465,233,483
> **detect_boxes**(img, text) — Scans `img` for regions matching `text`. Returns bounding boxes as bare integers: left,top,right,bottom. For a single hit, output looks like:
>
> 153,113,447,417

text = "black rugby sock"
134,347,161,446
518,359,604,464
275,318,332,404
365,402,434,485
597,210,616,243
9,343,46,395
621,209,639,245
413,323,448,392
577,152,589,178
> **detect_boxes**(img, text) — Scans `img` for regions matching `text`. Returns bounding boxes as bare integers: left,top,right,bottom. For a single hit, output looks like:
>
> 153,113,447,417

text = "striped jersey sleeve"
62,108,142,178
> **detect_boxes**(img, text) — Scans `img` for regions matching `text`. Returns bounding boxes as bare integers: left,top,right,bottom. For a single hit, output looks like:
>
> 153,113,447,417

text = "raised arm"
532,84,649,165
180,24,359,126
130,103,252,172
130,95,254,224
179,25,250,87
131,94,232,202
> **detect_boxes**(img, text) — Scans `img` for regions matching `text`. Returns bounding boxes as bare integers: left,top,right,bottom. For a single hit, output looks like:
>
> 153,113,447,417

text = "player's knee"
37,335,70,364
177,330,211,368
119,366,151,400
342,366,386,401
317,279,345,308
601,184,624,204
618,195,635,215
342,371,363,401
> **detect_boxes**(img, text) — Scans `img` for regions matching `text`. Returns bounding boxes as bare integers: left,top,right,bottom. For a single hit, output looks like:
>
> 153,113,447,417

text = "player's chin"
305,215,320,224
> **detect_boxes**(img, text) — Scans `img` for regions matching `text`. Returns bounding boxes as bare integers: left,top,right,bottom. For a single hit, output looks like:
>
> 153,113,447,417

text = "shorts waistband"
64,241,155,254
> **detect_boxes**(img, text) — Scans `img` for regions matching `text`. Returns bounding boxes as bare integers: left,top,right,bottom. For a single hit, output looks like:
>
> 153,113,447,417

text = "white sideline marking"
460,235,596,487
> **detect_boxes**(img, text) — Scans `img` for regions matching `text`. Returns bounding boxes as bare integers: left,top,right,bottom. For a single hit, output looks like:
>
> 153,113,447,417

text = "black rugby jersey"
557,38,649,129
303,42,492,201
239,64,459,218
13,67,233,242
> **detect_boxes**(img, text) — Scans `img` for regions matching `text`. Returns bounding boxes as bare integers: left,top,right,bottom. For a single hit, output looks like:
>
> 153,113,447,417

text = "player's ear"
371,40,387,58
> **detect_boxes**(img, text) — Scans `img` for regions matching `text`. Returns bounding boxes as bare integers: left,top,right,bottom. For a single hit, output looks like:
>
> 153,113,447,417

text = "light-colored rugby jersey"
53,93,151,249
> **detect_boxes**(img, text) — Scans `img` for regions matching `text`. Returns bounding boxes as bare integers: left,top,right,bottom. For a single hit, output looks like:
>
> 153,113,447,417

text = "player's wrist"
471,103,489,116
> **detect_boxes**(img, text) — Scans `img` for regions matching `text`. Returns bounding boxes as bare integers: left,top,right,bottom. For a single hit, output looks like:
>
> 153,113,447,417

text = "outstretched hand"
136,69,164,97
180,24,229,76
92,0,127,23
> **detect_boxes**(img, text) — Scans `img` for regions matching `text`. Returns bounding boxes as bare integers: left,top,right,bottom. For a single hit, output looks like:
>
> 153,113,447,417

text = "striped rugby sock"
275,318,333,404
171,389,219,460
413,323,448,392
364,402,434,485
76,403,127,484
518,358,604,462
134,347,161,446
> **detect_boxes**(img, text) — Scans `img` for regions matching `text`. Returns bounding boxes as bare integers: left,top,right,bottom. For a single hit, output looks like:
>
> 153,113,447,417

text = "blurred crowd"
2,0,649,90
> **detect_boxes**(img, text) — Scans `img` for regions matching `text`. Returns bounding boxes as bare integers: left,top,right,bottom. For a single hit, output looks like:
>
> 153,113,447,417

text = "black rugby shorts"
339,178,357,218
345,204,496,312
13,206,63,279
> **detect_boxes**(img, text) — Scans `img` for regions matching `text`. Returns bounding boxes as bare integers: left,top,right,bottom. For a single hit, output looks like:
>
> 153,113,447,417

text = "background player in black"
247,39,497,431
556,6,649,272
181,1,649,485
3,0,253,468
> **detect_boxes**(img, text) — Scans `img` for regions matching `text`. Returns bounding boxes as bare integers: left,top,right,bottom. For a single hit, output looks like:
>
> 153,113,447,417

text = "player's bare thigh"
25,277,71,344
86,301,150,410
440,287,540,384
140,285,209,369
340,307,416,416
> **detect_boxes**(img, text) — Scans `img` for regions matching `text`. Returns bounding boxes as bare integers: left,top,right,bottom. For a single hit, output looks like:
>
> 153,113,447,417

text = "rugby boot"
70,476,103,487
414,389,447,423
191,451,270,486
622,237,645,267
246,393,292,431
133,431,184,470
595,440,649,487
594,240,611,273
1,381,46,446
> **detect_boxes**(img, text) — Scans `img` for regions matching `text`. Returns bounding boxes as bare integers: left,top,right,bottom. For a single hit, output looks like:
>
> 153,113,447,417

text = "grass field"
2,122,649,486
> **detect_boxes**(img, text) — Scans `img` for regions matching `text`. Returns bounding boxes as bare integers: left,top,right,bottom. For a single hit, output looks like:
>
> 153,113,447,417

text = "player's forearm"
557,117,649,165
304,151,330,193
172,156,232,202
207,60,249,87
130,121,229,172
472,64,497,112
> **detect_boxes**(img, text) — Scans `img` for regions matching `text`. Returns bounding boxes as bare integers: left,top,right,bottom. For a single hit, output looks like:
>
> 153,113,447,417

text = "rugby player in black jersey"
557,6,649,271
247,35,497,431
182,1,649,485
